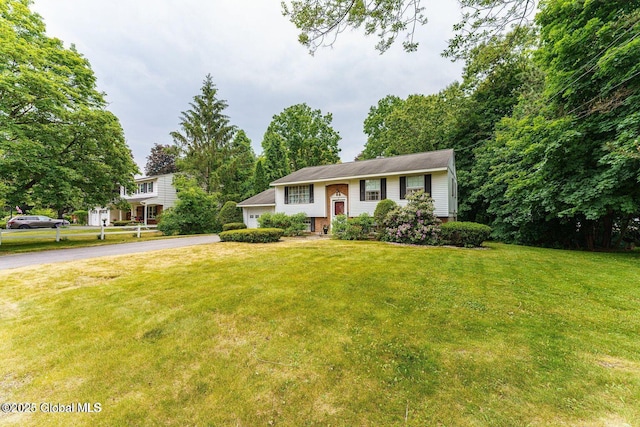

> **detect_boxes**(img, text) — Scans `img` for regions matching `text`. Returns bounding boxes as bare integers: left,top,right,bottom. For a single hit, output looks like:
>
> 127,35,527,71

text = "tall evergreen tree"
216,130,256,202
171,74,235,194
261,131,291,183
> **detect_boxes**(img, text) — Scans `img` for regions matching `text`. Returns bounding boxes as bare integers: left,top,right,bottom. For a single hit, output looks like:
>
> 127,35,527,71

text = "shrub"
222,222,247,231
258,212,307,236
382,190,441,245
219,228,283,243
157,176,221,235
0,220,6,229
218,201,243,225
374,199,397,227
332,213,375,240
440,221,492,247
74,210,88,225
113,220,137,227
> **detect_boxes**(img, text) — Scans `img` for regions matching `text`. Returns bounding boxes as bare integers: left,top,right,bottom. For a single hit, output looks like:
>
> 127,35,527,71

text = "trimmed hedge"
219,228,283,243
222,222,247,231
113,220,138,226
440,221,491,247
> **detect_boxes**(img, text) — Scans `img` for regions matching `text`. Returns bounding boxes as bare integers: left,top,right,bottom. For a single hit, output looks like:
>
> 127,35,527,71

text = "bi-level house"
88,173,177,226
238,149,457,231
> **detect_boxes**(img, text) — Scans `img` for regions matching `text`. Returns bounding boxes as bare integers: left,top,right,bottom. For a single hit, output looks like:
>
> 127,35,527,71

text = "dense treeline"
358,0,640,250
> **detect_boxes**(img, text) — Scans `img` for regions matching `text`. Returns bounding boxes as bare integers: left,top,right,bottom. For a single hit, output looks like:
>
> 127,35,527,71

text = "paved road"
0,235,220,271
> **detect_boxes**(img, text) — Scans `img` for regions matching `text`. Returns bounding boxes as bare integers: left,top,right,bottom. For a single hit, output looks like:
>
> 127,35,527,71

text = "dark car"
6,215,70,229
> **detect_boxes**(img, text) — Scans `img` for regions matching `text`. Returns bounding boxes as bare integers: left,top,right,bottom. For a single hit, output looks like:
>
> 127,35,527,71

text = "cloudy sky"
30,0,464,173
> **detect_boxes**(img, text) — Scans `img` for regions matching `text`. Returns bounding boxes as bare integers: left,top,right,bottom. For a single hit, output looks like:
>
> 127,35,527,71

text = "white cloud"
31,0,463,169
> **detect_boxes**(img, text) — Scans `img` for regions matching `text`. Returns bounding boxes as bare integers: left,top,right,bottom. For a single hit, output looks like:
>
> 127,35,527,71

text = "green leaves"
0,0,138,212
261,103,340,180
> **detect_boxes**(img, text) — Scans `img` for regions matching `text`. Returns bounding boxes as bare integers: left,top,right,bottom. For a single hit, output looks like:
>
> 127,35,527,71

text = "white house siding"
347,171,450,218
447,156,458,219
155,174,177,208
275,183,327,218
243,206,275,228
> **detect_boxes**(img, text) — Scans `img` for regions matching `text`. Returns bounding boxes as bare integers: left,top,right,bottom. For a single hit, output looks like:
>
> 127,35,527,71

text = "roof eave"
270,166,449,186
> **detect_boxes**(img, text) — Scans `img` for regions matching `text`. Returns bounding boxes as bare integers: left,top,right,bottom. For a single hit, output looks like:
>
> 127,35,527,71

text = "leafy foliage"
382,191,441,245
373,199,397,232
262,103,340,181
258,212,307,236
439,221,491,247
331,213,374,240
144,143,178,176
157,175,220,236
282,0,536,56
222,222,247,231
0,0,138,213
218,201,243,226
219,228,283,243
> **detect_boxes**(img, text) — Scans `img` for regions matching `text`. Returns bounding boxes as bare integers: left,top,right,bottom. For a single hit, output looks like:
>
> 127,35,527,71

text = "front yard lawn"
1,240,639,426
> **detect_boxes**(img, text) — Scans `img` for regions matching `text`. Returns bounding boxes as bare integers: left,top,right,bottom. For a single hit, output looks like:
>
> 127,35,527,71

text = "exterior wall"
242,206,275,228
275,183,326,217
267,168,457,226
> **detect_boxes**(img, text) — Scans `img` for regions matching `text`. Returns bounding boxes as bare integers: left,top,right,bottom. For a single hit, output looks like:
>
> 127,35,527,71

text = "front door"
334,201,345,216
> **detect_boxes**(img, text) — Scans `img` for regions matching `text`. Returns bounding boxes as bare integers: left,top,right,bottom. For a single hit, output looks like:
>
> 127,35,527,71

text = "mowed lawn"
1,240,639,426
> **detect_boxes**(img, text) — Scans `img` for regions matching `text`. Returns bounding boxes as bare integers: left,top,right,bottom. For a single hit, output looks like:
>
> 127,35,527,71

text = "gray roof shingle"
237,188,275,207
271,149,454,185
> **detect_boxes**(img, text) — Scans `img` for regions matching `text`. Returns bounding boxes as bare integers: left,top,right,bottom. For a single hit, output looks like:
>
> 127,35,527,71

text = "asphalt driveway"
0,235,220,270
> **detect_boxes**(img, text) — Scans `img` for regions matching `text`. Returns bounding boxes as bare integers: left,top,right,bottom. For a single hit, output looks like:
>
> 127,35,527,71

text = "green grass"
1,240,639,426
0,228,165,255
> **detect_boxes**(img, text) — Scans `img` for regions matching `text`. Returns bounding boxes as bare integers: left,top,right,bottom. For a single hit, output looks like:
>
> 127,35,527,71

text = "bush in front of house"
157,176,221,235
332,213,375,240
373,199,397,238
382,190,441,245
440,221,492,247
222,222,247,231
219,228,284,243
218,201,243,226
258,212,307,236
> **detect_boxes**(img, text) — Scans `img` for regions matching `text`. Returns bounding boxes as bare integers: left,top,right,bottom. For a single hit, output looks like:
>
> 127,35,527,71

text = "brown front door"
334,201,345,216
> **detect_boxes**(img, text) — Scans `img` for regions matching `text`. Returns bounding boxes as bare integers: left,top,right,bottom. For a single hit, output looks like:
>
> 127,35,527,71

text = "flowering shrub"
382,190,441,245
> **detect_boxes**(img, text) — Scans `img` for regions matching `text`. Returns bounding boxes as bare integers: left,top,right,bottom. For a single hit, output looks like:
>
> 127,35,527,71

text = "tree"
253,157,270,194
282,0,537,56
262,103,341,176
171,74,235,194
472,0,640,249
261,131,291,183
360,85,464,160
144,143,178,176
216,130,256,203
359,95,404,159
0,0,138,215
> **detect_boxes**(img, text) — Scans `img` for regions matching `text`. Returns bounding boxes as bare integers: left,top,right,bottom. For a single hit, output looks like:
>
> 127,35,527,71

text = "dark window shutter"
360,180,365,201
400,176,406,199
424,174,432,196
309,184,314,203
381,178,387,200
284,186,289,204
310,217,315,232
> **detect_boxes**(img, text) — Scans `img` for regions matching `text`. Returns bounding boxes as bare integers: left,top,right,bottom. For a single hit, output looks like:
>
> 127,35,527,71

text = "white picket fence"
0,224,159,245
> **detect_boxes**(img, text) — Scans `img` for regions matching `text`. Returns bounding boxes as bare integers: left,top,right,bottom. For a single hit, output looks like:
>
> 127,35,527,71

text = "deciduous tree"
144,143,178,176
0,0,138,214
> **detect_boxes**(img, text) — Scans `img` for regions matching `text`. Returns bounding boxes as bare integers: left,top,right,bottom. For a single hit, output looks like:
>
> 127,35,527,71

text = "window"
360,179,387,201
405,175,423,196
135,182,154,194
147,205,158,219
452,178,456,198
365,179,380,201
400,174,431,199
148,182,153,193
285,185,314,204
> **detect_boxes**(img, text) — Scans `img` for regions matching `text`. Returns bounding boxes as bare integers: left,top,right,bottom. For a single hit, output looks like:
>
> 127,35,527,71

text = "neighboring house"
238,149,457,232
88,173,178,226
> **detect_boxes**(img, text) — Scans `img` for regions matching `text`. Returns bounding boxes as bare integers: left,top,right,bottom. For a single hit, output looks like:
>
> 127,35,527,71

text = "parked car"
6,215,70,229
